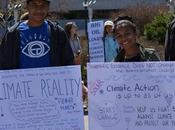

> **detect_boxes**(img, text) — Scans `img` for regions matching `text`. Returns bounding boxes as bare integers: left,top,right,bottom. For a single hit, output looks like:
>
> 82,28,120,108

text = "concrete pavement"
84,115,89,130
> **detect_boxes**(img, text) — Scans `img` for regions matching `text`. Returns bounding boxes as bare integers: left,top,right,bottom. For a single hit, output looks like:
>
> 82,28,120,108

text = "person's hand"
82,83,88,102
74,54,81,65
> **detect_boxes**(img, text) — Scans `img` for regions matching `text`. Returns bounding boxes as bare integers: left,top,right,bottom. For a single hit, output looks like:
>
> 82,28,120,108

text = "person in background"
65,22,82,65
81,80,88,114
82,81,88,103
103,20,119,62
0,13,5,24
65,22,88,105
0,13,6,42
0,0,74,70
165,16,175,61
113,18,160,62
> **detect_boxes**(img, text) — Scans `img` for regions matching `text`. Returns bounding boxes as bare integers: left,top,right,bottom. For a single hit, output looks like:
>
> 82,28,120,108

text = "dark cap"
26,0,51,4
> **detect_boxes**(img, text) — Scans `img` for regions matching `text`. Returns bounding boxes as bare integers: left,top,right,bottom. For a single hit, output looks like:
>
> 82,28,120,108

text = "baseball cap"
104,20,114,28
66,22,77,28
26,0,51,4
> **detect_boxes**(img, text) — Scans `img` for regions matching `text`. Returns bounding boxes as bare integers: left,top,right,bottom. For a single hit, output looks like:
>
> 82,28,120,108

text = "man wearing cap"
103,20,119,62
0,0,74,70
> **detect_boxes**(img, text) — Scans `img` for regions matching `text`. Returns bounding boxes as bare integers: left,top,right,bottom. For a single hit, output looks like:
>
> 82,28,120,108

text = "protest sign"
87,62,175,130
88,20,104,62
0,66,84,130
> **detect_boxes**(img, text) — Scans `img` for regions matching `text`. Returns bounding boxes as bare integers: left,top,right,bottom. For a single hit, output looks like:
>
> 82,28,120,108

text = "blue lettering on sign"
91,30,100,35
41,78,81,97
91,23,100,28
1,81,34,100
89,37,102,42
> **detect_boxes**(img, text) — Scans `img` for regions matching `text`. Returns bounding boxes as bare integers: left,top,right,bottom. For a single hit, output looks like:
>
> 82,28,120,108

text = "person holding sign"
113,18,160,62
0,0,74,70
65,22,82,65
103,20,119,62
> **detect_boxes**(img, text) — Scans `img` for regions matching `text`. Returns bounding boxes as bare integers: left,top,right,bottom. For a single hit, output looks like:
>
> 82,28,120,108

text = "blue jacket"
104,35,118,62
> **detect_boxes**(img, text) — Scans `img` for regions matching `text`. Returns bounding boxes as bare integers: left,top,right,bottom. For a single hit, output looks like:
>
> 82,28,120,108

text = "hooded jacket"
0,20,74,70
114,43,160,62
165,18,175,61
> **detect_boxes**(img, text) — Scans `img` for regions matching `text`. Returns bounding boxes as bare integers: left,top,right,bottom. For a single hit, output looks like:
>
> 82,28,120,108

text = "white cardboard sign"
0,66,84,130
88,20,105,62
87,62,175,130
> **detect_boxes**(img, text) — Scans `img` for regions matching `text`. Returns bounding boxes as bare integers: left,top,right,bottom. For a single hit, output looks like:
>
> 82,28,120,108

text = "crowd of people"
0,0,175,112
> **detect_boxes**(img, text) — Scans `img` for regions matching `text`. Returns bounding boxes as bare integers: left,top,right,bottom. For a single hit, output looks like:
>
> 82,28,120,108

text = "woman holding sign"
113,18,160,62
103,20,119,62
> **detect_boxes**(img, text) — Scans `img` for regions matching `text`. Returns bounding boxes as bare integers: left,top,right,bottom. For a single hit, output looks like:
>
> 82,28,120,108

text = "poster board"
0,66,84,130
87,62,175,130
88,20,104,62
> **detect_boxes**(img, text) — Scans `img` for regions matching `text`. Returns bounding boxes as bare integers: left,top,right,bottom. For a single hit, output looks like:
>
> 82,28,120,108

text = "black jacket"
0,20,74,70
114,43,160,62
165,18,175,61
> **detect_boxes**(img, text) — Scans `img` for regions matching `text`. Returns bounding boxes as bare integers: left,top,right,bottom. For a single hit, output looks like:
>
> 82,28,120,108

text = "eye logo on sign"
22,41,50,58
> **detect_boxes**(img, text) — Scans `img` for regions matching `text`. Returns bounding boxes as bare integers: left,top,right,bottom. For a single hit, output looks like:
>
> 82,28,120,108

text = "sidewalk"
84,115,89,130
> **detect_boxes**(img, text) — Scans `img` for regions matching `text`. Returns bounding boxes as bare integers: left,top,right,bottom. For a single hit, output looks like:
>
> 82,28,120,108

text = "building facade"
0,0,167,12
49,0,167,12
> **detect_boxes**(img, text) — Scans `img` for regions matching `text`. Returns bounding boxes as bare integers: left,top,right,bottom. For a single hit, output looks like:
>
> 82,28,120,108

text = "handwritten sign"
87,62,175,130
88,20,105,62
0,66,84,130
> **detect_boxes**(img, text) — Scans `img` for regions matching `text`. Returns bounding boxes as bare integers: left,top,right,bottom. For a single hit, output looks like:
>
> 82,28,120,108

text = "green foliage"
81,65,87,85
144,13,174,44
